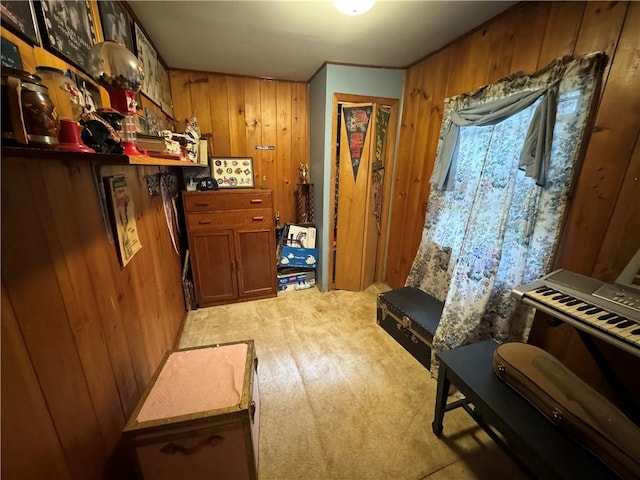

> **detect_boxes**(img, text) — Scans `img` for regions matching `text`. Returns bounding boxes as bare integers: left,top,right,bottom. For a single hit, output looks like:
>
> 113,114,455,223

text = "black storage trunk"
377,287,443,370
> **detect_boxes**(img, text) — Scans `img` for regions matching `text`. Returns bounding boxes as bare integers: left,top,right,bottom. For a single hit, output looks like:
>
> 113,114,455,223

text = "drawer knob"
195,202,209,207
250,199,263,204
199,219,212,225
252,216,264,221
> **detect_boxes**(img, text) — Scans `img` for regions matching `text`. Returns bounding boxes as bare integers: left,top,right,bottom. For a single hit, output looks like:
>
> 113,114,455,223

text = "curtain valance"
430,53,606,191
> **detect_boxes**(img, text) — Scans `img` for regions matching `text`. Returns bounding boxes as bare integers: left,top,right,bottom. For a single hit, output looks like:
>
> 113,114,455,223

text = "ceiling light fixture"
333,0,376,16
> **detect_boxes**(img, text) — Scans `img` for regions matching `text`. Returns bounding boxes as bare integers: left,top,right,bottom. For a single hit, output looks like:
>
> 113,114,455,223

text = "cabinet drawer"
187,210,273,231
184,192,272,213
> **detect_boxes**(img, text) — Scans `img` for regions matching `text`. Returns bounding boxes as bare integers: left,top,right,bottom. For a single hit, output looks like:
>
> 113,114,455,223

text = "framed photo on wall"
210,157,255,189
134,22,161,106
36,0,97,72
97,0,134,52
1,0,40,46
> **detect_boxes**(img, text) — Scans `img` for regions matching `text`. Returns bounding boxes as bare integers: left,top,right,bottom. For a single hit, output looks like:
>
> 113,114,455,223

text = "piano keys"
512,269,640,358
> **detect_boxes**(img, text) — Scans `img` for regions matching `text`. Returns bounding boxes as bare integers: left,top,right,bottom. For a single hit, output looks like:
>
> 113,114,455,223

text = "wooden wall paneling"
260,79,278,191
1,283,73,480
134,170,174,355
169,70,193,132
276,82,294,223
189,73,213,136
557,1,638,277
484,6,519,84
65,163,141,414
593,137,640,282
292,82,309,175
145,169,185,349
573,1,630,96
461,26,493,93
35,161,124,452
208,73,232,156
537,2,585,68
227,75,248,156
500,2,550,76
118,167,169,370
100,178,154,397
1,159,107,479
101,165,164,378
398,60,434,273
443,35,473,98
582,136,640,406
385,66,423,286
244,77,263,184
410,50,452,264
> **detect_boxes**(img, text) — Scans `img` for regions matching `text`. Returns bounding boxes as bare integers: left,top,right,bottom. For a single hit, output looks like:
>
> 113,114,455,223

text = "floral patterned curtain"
405,53,606,374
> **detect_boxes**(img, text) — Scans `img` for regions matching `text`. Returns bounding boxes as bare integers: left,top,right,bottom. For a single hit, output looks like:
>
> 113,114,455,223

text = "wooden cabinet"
183,190,277,307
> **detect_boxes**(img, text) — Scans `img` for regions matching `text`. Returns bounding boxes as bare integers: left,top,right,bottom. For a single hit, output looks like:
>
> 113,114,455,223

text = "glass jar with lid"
35,67,85,121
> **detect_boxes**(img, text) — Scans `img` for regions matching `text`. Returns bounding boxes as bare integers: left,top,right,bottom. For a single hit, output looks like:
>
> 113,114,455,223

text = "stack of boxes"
277,223,317,292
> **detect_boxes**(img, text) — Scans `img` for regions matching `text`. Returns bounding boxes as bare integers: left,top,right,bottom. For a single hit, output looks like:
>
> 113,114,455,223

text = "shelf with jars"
1,146,206,167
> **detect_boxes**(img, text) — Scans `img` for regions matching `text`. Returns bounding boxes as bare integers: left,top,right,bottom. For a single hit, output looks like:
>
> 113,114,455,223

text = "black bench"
432,340,617,480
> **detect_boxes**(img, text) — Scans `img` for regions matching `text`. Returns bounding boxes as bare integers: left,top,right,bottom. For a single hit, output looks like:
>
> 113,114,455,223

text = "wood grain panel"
1,283,73,480
573,1,629,93
260,80,278,191
171,72,307,225
407,50,452,269
169,70,193,132
385,66,422,285
2,154,187,478
227,76,248,156
209,73,232,156
484,6,519,83
592,137,640,282
2,159,107,479
292,82,309,177
35,161,124,452
189,73,213,136
558,1,638,276
537,2,585,67
244,77,263,182
65,163,140,414
398,63,432,271
276,82,294,223
505,2,550,75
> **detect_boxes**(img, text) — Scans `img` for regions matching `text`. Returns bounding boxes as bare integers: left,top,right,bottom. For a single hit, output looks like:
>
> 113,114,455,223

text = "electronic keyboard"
512,269,640,358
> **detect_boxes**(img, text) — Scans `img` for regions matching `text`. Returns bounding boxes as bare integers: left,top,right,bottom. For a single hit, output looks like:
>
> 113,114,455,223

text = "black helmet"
197,176,219,191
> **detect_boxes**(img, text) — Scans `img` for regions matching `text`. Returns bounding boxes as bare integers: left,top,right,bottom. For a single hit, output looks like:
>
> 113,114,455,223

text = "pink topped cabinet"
123,340,260,479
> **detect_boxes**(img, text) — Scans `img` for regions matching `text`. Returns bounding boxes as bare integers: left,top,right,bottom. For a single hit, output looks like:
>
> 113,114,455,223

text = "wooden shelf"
2,146,206,167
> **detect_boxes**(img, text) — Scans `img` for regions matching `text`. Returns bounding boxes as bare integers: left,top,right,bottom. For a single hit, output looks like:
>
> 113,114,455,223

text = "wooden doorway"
330,94,399,291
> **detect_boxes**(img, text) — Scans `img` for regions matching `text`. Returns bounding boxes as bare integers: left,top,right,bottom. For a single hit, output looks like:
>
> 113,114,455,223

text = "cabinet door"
190,230,238,306
236,228,277,298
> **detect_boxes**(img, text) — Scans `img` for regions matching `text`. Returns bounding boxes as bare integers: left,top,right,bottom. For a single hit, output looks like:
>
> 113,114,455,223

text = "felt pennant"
343,106,372,180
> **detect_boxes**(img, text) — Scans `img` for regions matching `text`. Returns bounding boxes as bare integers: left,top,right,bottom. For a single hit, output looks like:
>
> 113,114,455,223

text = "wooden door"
236,228,277,298
190,229,238,305
334,102,391,291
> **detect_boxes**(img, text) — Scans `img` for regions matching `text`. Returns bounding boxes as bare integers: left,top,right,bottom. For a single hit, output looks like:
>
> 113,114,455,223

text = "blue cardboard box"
279,246,318,268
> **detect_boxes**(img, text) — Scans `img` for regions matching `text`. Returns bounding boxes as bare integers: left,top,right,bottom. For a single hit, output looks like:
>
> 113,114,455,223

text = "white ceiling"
128,0,517,82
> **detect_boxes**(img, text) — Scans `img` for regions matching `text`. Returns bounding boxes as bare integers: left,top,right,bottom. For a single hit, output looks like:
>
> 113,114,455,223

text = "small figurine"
299,163,309,184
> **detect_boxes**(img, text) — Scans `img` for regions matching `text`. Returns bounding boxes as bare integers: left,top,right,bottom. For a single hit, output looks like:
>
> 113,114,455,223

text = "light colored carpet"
179,285,529,480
